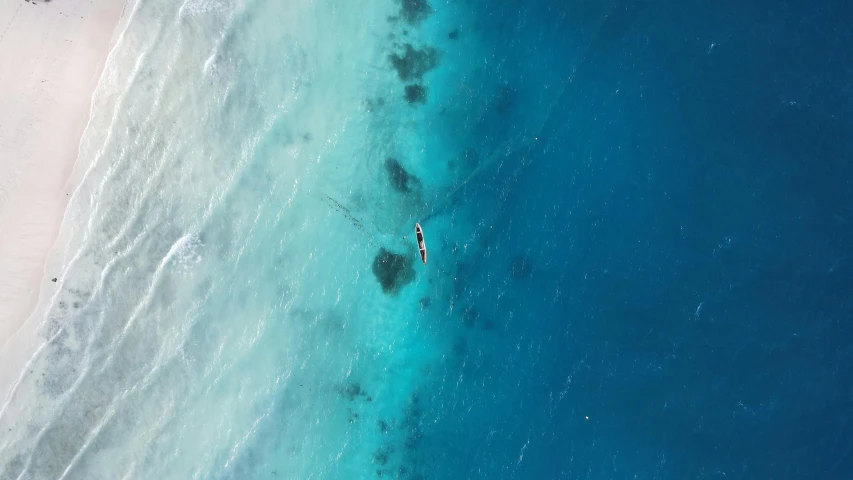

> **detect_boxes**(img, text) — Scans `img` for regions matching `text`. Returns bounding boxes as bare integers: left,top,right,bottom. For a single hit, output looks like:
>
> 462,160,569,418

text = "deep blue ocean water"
420,1,853,478
1,0,851,478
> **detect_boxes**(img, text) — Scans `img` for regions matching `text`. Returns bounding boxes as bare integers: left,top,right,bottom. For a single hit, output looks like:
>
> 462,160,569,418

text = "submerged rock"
389,44,439,81
384,158,419,193
377,419,390,434
372,248,415,294
448,29,459,40
404,84,427,104
340,382,365,401
399,0,432,24
372,443,394,465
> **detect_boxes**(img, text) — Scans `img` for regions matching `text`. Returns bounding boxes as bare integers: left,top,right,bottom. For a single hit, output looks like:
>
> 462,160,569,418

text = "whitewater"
0,0,525,477
5,0,849,478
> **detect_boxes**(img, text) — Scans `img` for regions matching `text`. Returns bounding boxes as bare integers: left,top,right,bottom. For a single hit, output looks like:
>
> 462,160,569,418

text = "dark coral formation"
399,0,433,24
389,44,439,81
448,29,459,40
372,443,394,466
384,158,419,193
419,297,432,309
372,248,415,294
378,419,390,434
340,382,367,401
510,254,534,278
338,381,372,402
404,84,427,104
367,392,429,478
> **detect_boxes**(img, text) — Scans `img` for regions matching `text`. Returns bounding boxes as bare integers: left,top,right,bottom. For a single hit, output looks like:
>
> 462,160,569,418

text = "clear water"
2,0,852,478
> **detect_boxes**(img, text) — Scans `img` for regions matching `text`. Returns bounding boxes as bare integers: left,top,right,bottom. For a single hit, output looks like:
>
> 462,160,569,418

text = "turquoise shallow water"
2,0,511,477
3,0,853,478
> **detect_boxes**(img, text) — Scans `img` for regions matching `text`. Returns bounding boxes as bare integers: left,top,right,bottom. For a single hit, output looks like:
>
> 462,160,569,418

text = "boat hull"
415,223,427,265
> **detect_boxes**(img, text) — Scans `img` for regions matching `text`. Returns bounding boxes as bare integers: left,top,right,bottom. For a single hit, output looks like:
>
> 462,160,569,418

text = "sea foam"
0,0,505,477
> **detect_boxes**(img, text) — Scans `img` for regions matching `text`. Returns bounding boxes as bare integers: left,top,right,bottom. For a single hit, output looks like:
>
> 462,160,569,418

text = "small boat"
415,223,427,265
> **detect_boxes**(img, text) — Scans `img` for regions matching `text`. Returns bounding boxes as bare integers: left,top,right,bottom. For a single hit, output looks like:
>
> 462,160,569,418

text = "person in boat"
415,223,427,265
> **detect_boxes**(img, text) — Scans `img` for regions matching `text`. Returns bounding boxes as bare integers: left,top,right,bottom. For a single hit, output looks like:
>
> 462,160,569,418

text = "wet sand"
0,0,127,352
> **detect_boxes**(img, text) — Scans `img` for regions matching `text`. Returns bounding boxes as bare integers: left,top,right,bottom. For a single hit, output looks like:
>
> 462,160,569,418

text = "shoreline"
0,0,127,358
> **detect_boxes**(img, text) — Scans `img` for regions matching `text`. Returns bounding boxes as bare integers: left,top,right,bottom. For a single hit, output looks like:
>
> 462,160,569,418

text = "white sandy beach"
0,0,126,356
